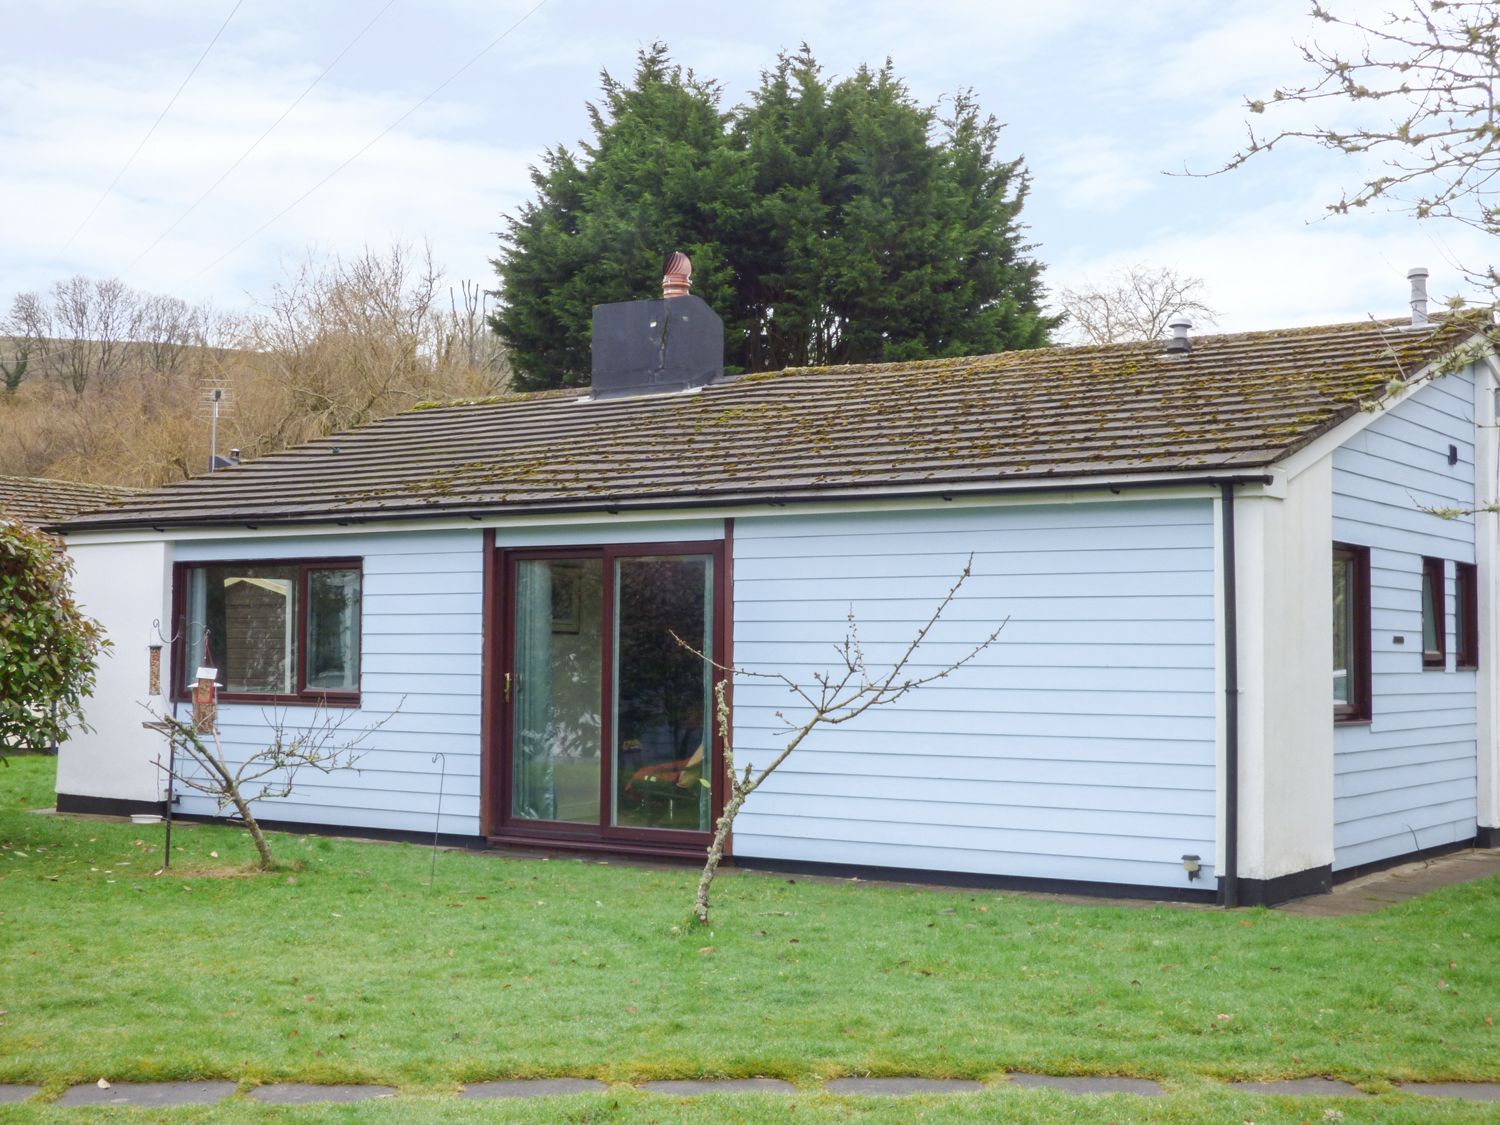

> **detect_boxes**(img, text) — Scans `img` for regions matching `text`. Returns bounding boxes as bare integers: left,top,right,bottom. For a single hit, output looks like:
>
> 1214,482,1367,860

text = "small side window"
1333,544,1371,721
1421,557,1446,670
1456,562,1478,670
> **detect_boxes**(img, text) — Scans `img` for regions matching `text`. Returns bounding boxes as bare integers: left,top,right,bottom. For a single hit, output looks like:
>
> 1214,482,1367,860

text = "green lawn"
2,753,1497,1121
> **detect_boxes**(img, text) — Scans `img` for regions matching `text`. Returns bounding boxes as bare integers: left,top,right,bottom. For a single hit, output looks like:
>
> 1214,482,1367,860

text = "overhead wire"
120,0,401,279
172,0,554,293
53,0,245,263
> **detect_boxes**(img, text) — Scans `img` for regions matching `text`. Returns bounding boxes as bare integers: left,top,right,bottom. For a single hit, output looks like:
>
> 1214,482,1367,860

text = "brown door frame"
483,536,728,858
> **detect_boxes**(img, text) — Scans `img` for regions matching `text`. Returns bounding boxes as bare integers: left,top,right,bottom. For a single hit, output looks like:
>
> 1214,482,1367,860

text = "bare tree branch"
1058,265,1219,345
1195,1,1500,285
149,703,392,870
676,556,1005,924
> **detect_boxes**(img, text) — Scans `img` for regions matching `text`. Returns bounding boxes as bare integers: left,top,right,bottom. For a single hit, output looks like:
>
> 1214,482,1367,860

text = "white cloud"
2,0,1485,345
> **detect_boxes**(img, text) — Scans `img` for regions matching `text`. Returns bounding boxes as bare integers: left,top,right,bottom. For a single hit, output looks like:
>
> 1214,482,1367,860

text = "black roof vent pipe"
1165,318,1193,354
590,251,724,399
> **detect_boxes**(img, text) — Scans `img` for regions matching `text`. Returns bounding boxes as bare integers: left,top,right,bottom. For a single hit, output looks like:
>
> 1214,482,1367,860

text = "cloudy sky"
3,0,1488,336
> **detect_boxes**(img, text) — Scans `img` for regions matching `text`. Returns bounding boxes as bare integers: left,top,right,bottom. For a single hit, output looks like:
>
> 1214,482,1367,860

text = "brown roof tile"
61,317,1481,531
1,475,138,527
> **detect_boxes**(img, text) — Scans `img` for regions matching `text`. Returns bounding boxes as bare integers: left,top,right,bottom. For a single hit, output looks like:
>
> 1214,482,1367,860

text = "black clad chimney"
590,252,724,399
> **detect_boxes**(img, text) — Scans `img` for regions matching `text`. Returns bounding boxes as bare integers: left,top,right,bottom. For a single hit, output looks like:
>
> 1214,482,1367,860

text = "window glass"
1456,562,1478,669
185,564,299,694
1333,544,1369,720
1333,555,1352,706
613,555,713,832
307,569,361,691
1422,557,1445,668
511,558,604,824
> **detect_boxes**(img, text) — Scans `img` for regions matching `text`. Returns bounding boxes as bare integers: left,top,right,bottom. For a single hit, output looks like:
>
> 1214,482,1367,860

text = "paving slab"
1231,1078,1367,1097
1279,849,1500,916
460,1078,608,1098
641,1079,796,1095
1007,1073,1164,1096
1400,1082,1500,1102
248,1083,398,1104
56,1081,237,1107
0,1086,40,1104
824,1077,984,1095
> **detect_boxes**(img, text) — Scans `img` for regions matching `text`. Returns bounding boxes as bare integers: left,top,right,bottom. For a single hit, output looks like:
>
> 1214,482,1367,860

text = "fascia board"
61,470,1266,547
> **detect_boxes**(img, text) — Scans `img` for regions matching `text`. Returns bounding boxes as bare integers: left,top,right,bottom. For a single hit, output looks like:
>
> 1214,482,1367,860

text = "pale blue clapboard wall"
174,530,486,836
730,499,1218,891
1332,369,1478,871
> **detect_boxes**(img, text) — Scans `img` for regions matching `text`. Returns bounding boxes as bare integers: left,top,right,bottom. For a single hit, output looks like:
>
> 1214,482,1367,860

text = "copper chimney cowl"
662,251,692,298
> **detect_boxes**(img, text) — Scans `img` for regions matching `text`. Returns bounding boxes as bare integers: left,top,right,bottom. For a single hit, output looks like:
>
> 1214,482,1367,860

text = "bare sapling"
686,556,1004,925
150,707,386,870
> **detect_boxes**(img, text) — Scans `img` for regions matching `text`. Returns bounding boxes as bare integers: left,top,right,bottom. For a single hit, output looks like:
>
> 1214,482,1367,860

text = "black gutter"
1220,481,1240,909
56,473,1278,534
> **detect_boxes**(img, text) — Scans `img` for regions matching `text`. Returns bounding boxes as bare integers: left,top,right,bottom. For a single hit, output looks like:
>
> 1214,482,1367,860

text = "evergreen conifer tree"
492,44,1056,390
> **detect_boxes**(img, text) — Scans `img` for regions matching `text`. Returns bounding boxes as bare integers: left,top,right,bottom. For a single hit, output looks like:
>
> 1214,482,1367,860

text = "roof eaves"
58,465,1283,534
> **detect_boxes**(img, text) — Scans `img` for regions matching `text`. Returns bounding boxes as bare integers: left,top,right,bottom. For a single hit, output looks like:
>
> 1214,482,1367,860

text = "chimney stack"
1408,266,1430,328
590,251,724,399
1165,318,1193,354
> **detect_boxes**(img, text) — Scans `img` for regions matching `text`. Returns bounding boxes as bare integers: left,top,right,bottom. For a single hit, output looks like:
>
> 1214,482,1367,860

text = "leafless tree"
1209,1,1500,285
441,280,509,376
135,294,204,378
7,277,143,394
234,243,507,454
1058,265,1219,344
684,557,1004,925
150,706,386,870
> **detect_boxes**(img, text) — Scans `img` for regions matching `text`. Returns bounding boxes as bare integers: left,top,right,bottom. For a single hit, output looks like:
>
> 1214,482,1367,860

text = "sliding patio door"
498,542,723,849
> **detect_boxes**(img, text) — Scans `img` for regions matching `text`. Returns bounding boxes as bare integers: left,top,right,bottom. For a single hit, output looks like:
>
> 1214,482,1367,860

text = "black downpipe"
1220,482,1240,908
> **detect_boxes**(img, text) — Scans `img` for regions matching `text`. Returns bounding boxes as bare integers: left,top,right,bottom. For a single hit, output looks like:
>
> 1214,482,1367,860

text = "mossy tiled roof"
62,317,1479,531
0,475,137,527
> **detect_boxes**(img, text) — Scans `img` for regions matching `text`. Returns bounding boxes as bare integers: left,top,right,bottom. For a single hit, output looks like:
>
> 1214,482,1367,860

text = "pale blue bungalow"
53,269,1500,905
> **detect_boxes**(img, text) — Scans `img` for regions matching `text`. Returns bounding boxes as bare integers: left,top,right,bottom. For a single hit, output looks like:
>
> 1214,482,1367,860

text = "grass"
2,753,1498,1121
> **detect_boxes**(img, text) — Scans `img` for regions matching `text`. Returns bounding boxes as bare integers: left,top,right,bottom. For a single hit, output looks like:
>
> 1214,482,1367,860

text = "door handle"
504,672,512,703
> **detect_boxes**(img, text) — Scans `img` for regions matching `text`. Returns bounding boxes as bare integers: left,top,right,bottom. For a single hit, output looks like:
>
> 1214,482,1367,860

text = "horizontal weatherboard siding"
172,530,486,837
730,499,1218,892
1332,370,1479,871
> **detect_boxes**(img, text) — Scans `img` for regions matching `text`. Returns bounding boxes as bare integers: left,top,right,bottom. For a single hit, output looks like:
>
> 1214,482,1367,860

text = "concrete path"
1279,848,1500,917
11,1073,1498,1106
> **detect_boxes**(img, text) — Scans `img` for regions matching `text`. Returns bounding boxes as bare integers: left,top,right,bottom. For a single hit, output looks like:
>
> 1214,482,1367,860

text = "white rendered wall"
1230,459,1335,882
54,537,174,803
1475,360,1499,837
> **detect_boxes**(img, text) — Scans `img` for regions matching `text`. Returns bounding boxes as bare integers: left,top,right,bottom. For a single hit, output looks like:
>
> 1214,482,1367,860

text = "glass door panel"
612,555,713,831
511,558,603,824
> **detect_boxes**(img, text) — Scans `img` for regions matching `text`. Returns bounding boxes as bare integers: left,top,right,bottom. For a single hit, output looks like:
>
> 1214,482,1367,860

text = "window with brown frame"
1456,561,1479,670
1333,544,1371,722
1421,556,1446,669
493,540,726,853
174,559,362,704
